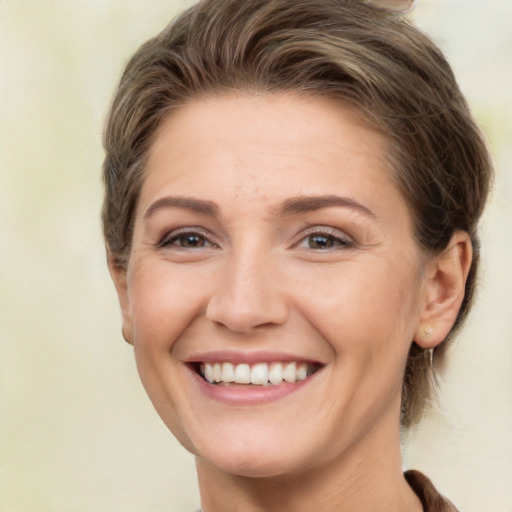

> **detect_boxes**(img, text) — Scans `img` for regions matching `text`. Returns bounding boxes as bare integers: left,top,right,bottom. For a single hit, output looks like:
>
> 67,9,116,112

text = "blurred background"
0,1,510,511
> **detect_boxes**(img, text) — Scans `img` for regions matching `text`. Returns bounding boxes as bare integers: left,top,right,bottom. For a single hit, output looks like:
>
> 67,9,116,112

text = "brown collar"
405,470,459,512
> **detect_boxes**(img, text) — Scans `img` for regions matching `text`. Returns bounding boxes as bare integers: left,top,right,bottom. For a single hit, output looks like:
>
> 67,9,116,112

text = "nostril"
206,299,288,333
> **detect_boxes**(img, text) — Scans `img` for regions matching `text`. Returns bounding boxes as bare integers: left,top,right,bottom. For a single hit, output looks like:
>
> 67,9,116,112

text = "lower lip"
187,366,319,405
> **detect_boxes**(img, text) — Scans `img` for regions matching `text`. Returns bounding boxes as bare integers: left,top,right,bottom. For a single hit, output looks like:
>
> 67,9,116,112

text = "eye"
297,228,354,250
159,229,217,249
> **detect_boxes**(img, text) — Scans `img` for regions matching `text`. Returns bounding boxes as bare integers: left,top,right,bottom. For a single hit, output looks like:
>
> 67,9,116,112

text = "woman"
102,0,492,510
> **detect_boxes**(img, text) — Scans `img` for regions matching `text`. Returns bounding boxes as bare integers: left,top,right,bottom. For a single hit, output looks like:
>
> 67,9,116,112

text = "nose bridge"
206,241,288,332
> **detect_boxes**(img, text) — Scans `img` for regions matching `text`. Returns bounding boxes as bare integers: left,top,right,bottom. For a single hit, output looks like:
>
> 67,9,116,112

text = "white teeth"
297,362,307,381
200,361,316,385
283,362,297,383
221,362,235,382
234,363,251,384
268,362,283,385
213,362,222,383
204,363,215,383
251,363,269,385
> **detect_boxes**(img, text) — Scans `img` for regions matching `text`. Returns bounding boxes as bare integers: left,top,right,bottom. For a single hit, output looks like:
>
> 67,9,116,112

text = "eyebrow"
144,196,219,219
279,195,376,218
144,194,375,220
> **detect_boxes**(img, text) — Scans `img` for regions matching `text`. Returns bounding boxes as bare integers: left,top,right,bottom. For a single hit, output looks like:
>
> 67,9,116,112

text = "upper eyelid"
158,227,219,247
298,226,354,241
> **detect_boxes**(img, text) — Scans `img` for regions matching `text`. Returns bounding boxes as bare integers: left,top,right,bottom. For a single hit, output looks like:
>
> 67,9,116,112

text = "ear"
107,252,134,345
415,231,473,349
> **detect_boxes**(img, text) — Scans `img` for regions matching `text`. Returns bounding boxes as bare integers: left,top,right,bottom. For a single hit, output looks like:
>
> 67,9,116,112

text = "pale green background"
1,1,511,511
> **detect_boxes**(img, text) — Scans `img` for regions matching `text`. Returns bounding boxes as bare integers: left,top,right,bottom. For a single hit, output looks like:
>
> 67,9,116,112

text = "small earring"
424,326,433,339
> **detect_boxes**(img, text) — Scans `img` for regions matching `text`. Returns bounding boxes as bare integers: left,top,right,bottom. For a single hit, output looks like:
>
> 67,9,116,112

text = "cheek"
293,258,420,342
127,265,203,449
289,256,422,408
127,262,208,349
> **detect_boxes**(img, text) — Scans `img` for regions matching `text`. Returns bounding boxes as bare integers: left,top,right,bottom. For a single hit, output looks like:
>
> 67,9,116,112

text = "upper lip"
184,350,324,366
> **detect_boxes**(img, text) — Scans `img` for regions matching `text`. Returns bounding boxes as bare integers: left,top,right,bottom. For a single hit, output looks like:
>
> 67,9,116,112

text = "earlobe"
416,231,472,349
107,252,135,345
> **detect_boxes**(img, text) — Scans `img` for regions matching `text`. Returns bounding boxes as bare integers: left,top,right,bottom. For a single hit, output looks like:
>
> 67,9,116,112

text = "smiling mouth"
191,361,321,386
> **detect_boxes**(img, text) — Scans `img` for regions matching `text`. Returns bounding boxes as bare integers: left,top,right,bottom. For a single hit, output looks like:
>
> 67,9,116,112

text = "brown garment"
405,470,459,512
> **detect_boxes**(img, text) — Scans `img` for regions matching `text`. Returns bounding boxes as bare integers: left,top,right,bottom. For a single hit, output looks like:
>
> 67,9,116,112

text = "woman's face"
114,93,429,478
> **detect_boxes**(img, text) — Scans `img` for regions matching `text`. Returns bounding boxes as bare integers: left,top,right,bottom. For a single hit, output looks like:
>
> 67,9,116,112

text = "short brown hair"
102,0,492,427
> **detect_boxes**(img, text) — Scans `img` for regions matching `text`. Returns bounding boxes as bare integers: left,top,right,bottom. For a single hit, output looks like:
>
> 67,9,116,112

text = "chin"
187,426,313,479
198,449,303,479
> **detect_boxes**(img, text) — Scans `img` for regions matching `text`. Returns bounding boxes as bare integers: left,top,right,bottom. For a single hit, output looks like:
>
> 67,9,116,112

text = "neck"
195,422,422,512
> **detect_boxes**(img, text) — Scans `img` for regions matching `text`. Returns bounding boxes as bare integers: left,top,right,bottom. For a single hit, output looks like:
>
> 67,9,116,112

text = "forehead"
149,92,387,158
139,92,407,225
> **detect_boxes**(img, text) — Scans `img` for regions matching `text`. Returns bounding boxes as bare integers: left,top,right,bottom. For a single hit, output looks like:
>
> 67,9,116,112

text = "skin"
110,93,472,512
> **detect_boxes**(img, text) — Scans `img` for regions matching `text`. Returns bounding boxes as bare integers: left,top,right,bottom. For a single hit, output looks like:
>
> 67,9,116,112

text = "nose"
205,248,288,333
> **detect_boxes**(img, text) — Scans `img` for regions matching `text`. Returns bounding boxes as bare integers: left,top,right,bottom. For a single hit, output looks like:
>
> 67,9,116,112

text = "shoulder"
405,470,459,512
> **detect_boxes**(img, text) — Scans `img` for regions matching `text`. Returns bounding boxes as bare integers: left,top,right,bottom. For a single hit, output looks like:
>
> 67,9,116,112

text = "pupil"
182,235,204,247
309,235,332,249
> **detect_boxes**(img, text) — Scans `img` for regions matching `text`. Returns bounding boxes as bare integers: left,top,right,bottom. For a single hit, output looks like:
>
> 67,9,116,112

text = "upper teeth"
200,361,313,385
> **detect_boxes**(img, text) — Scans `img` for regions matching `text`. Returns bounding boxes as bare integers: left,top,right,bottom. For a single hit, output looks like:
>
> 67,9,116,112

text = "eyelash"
296,227,354,250
158,228,218,249
157,227,354,251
